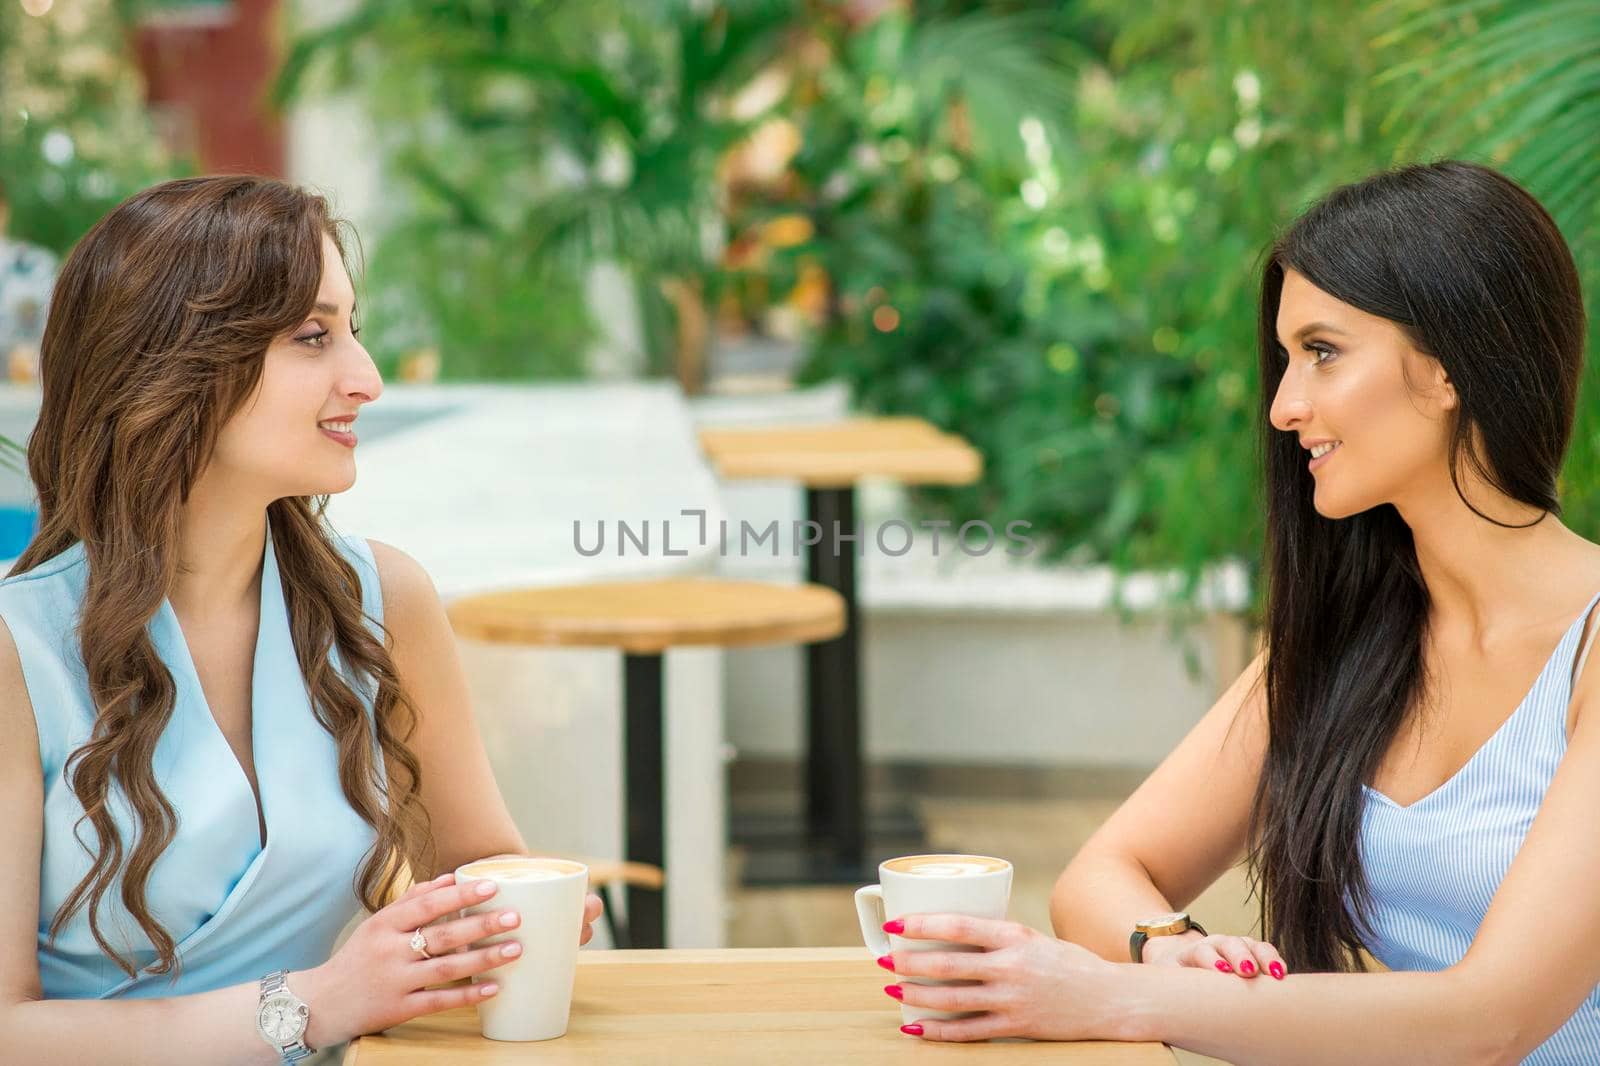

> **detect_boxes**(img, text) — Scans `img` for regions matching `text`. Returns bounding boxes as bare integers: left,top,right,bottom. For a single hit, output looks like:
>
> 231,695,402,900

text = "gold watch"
1129,911,1207,963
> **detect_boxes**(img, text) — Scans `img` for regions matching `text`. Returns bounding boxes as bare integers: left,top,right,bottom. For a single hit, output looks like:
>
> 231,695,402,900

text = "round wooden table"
448,578,845,948
697,417,981,883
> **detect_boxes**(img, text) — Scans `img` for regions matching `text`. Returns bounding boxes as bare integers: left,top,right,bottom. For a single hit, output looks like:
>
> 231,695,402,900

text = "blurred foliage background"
3,0,1597,601
0,0,186,251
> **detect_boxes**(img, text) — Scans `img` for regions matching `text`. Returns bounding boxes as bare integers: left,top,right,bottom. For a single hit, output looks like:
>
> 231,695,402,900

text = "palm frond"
900,10,1084,165
1377,0,1600,248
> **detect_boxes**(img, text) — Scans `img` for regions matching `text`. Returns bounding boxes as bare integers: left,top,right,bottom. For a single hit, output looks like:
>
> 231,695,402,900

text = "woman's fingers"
420,940,522,986
900,1012,1012,1043
387,878,500,933
578,893,603,946
889,950,999,982
1184,938,1231,973
407,978,499,1016
1213,936,1286,979
394,872,453,906
418,907,520,955
893,979,1000,1014
1248,938,1288,980
1184,935,1289,979
1210,936,1255,976
896,914,1027,950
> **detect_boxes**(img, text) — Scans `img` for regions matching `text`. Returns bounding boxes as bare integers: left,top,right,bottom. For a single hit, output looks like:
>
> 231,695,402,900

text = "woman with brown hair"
0,175,602,1063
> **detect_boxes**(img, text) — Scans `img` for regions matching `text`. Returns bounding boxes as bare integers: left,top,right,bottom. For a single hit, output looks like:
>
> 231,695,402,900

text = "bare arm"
0,617,283,1065
1123,627,1600,1064
368,539,526,873
1112,960,1493,1064
897,643,1494,1058
1051,652,1268,962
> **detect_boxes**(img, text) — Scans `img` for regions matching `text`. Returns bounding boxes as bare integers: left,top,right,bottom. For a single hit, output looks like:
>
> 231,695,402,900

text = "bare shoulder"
365,539,443,632
1550,536,1600,740
0,614,37,761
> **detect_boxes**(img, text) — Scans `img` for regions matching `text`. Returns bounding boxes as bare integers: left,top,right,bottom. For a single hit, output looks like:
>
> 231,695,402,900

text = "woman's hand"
295,873,603,1049
881,914,1129,1043
1142,930,1288,980
579,891,604,946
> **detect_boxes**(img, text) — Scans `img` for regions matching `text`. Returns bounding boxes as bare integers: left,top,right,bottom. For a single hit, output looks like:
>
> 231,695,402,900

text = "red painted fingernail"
1270,962,1285,980
1215,960,1232,972
901,1024,924,1036
885,984,904,1000
877,955,896,972
1240,960,1255,975
883,920,905,935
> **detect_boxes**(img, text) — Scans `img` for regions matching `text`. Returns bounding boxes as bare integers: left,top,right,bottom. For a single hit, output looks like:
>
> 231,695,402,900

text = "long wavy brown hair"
13,175,432,977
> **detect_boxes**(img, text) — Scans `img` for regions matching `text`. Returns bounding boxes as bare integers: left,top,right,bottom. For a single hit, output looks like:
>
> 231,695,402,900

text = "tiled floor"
726,762,1258,1066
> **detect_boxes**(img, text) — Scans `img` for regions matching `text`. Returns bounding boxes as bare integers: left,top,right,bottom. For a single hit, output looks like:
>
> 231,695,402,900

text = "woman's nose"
1269,375,1311,432
346,346,384,404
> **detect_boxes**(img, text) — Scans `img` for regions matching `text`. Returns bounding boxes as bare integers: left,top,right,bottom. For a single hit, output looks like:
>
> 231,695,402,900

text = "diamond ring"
409,928,432,960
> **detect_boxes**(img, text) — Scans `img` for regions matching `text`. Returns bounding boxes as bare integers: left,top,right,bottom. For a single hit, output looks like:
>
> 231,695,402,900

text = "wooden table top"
344,948,1176,1064
698,417,983,488
447,579,846,655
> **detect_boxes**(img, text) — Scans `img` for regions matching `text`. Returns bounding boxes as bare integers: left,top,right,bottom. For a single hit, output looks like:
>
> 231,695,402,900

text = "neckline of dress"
1363,587,1600,812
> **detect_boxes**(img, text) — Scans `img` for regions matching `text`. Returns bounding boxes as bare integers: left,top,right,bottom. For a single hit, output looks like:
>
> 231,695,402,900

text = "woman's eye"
297,329,330,348
1307,343,1338,366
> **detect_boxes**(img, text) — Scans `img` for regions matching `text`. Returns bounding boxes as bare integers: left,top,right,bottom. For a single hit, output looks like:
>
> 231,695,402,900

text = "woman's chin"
294,463,357,497
1311,486,1364,520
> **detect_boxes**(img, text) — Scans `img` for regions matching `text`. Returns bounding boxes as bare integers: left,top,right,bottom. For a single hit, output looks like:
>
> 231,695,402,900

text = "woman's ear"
1434,361,1458,412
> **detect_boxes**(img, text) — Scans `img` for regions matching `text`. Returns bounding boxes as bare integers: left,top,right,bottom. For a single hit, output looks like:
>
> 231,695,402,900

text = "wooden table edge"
449,611,846,654
343,948,1178,1063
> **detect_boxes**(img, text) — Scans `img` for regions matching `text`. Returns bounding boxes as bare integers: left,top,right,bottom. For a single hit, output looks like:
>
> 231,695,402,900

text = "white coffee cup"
454,856,589,1041
854,854,1013,1025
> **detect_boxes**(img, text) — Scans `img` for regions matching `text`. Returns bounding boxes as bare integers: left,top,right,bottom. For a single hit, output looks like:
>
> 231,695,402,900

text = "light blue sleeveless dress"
1,516,383,1000
1356,590,1600,1064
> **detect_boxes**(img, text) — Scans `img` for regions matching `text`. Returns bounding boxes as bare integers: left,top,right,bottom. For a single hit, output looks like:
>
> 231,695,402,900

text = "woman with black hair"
882,160,1599,1064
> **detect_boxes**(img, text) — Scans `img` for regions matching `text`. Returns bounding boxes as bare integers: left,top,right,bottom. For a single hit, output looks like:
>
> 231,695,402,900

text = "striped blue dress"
1356,590,1600,1064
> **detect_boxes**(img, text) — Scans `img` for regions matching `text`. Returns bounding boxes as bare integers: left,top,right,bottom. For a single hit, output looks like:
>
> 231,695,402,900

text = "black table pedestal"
734,486,928,885
622,653,665,948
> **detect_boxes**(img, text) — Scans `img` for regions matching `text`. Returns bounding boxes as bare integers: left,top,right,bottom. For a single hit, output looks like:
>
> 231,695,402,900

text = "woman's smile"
1306,439,1342,471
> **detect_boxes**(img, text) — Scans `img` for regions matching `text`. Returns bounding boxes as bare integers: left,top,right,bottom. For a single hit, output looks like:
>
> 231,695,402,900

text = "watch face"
1137,911,1187,931
258,993,307,1044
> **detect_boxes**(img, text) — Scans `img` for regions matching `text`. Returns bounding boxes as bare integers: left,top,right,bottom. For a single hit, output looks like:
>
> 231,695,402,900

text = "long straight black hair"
1245,160,1588,972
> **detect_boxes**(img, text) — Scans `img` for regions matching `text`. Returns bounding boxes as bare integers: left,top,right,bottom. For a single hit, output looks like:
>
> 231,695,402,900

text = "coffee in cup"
455,856,589,1041
882,855,1009,877
855,854,1013,1025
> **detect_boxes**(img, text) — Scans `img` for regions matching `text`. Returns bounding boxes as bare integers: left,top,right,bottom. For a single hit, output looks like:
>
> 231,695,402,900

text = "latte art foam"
905,861,995,877
459,858,586,882
884,853,1009,877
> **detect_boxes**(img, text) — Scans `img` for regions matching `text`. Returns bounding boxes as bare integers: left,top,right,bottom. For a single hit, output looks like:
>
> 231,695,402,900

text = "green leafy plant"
1376,0,1600,536
0,0,185,254
0,0,185,468
277,0,799,384
753,1,1433,598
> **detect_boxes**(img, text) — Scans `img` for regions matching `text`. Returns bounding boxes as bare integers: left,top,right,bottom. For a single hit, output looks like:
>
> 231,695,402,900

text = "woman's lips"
1308,441,1341,471
320,425,357,447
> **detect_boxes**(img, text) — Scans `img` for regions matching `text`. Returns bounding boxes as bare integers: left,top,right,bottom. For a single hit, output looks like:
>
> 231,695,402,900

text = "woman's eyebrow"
1277,320,1352,344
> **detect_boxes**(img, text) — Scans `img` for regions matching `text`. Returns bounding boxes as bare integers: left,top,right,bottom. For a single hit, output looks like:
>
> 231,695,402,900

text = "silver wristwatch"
256,970,313,1063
